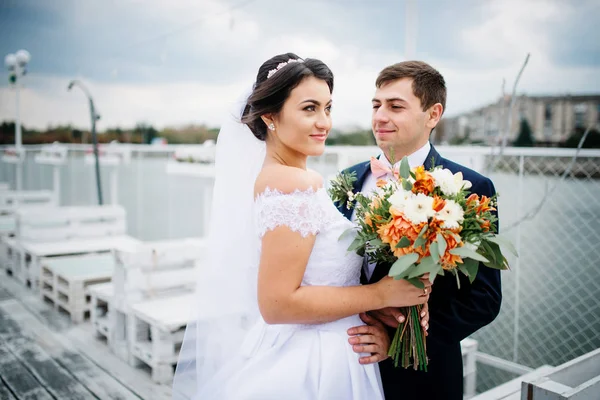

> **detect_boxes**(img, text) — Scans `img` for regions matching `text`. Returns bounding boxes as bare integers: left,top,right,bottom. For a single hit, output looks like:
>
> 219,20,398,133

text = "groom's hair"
376,61,446,114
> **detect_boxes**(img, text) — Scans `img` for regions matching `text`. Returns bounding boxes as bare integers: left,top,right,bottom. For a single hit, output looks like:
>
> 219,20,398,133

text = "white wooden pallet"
128,293,195,384
88,238,206,375
8,205,141,288
38,253,116,323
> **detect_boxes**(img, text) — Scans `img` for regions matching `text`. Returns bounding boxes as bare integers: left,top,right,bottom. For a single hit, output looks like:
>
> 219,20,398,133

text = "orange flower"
432,196,446,212
412,166,435,195
480,219,491,232
371,196,382,209
466,193,479,206
477,196,496,213
364,213,372,227
378,209,423,258
439,232,463,270
376,179,388,188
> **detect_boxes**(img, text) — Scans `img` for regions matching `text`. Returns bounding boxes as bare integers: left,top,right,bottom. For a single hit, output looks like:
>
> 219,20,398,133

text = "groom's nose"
373,106,390,124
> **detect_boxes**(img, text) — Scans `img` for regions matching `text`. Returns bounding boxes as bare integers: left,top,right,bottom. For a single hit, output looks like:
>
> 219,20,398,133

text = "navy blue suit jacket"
338,145,502,400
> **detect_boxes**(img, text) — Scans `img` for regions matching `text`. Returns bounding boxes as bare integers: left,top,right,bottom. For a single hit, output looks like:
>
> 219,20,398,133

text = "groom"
339,61,502,400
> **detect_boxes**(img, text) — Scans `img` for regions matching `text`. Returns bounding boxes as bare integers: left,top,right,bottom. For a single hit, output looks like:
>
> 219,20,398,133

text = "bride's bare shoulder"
254,165,323,197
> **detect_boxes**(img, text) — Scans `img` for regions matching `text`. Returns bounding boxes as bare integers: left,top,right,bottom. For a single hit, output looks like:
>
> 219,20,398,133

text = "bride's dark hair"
241,52,334,141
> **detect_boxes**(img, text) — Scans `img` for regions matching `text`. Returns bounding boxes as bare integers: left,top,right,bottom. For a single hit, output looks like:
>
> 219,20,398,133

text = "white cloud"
1,0,598,131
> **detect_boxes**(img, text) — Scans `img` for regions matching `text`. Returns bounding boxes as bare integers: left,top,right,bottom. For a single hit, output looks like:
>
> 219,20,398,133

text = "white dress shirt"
353,141,431,281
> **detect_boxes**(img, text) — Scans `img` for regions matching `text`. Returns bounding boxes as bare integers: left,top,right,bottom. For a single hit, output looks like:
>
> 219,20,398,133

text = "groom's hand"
368,303,430,336
347,313,390,364
368,307,405,329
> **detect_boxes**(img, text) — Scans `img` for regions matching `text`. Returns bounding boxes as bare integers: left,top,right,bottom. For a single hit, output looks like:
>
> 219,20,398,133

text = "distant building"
441,94,600,145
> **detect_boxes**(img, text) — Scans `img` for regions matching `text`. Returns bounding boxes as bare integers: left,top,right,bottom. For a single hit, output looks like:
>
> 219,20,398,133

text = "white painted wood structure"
88,237,206,382
39,253,115,323
6,205,141,287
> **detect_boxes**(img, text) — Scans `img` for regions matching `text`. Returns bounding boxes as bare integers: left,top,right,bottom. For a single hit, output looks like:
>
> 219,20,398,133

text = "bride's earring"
268,123,275,131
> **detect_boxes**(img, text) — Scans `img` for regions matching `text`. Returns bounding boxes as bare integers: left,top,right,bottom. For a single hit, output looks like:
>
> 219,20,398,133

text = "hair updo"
241,52,334,141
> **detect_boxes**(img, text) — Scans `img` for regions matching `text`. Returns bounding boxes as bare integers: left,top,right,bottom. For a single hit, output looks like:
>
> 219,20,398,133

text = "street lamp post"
4,49,31,191
67,80,104,205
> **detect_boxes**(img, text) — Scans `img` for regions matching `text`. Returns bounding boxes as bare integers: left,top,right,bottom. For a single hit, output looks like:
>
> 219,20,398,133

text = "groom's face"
371,78,430,158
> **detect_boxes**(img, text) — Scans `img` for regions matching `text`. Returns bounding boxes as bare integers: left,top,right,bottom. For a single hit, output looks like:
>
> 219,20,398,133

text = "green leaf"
449,246,489,263
369,238,383,247
480,240,498,265
408,256,438,279
406,277,425,289
418,224,429,238
388,253,419,278
430,242,440,263
462,257,479,283
486,235,518,257
485,240,505,269
436,265,445,277
414,235,427,249
400,157,410,180
436,233,447,256
396,236,411,248
402,180,413,191
347,237,363,253
338,227,356,242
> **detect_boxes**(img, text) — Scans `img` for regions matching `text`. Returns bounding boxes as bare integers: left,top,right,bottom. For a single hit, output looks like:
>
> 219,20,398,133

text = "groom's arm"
427,177,502,345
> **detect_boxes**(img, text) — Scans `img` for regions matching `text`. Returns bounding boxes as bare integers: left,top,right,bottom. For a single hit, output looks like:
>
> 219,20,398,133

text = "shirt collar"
379,141,431,169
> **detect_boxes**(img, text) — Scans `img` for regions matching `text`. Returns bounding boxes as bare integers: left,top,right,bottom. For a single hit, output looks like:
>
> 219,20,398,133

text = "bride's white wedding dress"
196,186,384,399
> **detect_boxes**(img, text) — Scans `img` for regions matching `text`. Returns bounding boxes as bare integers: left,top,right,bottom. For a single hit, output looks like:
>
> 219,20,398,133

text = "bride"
172,53,432,399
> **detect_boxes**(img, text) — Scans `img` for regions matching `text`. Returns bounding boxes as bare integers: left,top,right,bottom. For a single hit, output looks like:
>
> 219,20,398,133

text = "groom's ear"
426,103,443,129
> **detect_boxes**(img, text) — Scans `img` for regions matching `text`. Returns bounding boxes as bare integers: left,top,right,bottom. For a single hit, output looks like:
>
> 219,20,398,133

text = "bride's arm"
257,225,429,325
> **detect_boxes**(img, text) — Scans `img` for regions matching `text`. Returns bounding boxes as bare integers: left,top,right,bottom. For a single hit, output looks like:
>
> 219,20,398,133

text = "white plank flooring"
0,275,172,400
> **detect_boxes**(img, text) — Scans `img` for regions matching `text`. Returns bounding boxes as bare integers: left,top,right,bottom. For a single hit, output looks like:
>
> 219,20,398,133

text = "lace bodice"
254,187,363,287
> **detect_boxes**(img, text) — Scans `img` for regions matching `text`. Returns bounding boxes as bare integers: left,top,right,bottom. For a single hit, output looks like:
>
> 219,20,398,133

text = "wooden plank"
0,343,54,400
0,288,12,303
0,305,95,399
0,301,141,400
0,276,170,400
0,378,17,400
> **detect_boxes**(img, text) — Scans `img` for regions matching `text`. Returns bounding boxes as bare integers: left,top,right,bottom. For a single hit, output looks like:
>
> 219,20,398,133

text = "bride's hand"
376,275,432,308
347,313,390,364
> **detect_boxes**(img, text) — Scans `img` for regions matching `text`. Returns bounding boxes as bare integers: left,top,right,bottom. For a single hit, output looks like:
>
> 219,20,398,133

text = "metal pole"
68,80,103,205
89,98,103,205
15,67,23,191
500,54,530,153
513,154,525,362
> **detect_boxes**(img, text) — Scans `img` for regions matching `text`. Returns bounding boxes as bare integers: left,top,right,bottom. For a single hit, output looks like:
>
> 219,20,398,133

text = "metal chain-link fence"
473,151,600,392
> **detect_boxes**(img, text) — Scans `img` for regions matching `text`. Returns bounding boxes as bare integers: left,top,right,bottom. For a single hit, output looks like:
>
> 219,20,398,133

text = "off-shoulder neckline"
254,186,326,201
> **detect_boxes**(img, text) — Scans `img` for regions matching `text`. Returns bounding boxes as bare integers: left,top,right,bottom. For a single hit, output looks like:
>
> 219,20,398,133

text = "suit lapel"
423,144,443,170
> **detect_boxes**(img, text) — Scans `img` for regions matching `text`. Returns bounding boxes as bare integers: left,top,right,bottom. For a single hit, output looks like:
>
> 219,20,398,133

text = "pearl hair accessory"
267,59,303,79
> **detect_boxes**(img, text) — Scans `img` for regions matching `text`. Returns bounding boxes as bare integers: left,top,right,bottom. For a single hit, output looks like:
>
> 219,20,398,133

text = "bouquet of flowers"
329,156,515,371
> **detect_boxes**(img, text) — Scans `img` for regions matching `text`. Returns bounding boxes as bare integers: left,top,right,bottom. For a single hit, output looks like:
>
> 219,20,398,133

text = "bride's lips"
310,134,328,142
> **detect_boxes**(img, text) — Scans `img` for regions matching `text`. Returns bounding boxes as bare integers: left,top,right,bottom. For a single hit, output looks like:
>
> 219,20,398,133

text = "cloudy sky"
1,0,599,131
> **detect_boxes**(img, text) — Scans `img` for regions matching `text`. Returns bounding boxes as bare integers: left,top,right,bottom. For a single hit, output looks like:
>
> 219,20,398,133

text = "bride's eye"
326,105,332,112
304,105,316,112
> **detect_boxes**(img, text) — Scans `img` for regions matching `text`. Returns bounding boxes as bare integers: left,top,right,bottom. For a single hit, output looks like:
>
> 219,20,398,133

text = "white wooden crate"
0,190,57,273
9,205,141,287
128,293,195,384
38,253,116,322
89,238,206,370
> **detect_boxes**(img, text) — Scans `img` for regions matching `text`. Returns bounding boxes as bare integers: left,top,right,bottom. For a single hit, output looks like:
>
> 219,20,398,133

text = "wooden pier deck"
0,275,172,400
